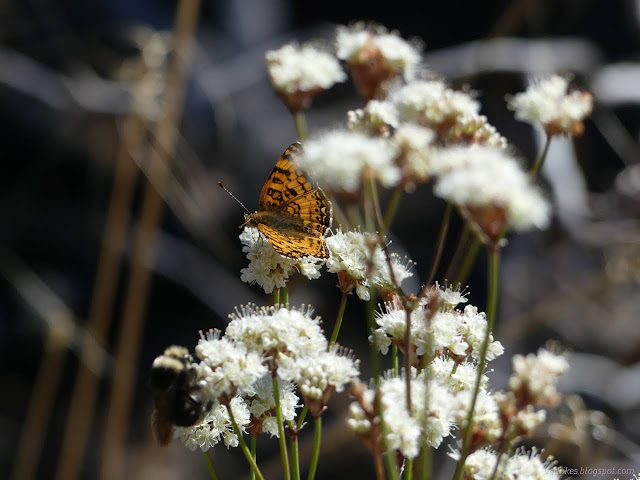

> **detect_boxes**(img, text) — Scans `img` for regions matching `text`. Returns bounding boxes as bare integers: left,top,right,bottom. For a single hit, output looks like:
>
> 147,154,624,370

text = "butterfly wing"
257,223,330,259
258,143,314,211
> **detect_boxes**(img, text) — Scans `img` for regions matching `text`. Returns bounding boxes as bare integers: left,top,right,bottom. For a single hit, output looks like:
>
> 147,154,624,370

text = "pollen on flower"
506,74,593,136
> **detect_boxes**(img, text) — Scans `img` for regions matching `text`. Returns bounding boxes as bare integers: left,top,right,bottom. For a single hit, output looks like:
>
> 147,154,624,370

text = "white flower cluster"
370,298,504,362
463,448,561,480
347,99,399,136
266,43,346,94
509,348,569,406
336,25,421,81
391,123,436,185
175,305,360,451
300,130,400,193
239,226,324,294
348,371,456,458
325,229,414,300
431,146,550,233
507,75,593,136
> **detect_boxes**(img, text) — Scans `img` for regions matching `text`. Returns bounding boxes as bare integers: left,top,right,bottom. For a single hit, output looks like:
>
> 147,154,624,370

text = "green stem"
226,403,265,480
283,286,289,309
329,293,349,346
452,248,501,480
418,358,431,480
419,445,431,480
405,457,414,480
445,224,471,281
273,374,291,480
392,344,399,375
297,405,308,429
383,187,403,232
307,416,322,480
274,288,280,306
294,111,307,141
250,434,257,480
489,425,516,480
452,236,481,287
426,203,453,287
528,134,552,179
289,422,300,480
203,452,219,480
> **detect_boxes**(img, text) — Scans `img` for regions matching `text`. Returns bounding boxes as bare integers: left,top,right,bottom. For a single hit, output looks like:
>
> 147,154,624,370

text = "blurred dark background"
1,0,640,479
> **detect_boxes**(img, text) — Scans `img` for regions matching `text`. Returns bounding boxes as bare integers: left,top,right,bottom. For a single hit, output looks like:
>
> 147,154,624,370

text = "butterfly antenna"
218,181,251,214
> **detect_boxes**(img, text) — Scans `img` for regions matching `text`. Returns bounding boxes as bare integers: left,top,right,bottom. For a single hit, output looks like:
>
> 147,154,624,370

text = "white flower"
426,356,484,392
225,304,327,362
458,305,504,361
336,25,421,81
432,282,468,310
347,100,399,136
502,449,561,480
446,112,508,148
431,146,551,233
453,390,502,443
392,80,480,128
392,123,436,184
509,348,569,406
300,130,400,192
266,43,346,94
463,450,499,480
507,74,593,136
326,229,413,300
244,374,299,437
239,226,324,294
175,396,250,451
195,330,268,398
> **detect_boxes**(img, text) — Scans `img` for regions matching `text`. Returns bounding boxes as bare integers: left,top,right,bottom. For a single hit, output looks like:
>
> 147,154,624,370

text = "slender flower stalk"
289,422,301,480
445,224,471,281
383,187,403,232
453,236,481,287
250,435,257,480
203,452,219,480
294,111,308,141
452,248,501,480
426,203,453,286
392,344,399,375
273,374,292,480
226,403,265,480
529,134,552,179
405,458,414,480
283,286,290,309
274,288,280,306
297,405,308,429
329,293,349,345
307,417,322,480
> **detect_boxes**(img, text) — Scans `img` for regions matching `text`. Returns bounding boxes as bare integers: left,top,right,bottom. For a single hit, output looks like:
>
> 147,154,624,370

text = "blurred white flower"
347,99,399,136
239,226,324,294
392,80,480,129
503,448,561,480
507,74,593,136
174,396,250,451
446,112,508,148
431,146,551,237
463,449,499,480
509,348,569,407
391,123,436,186
453,390,502,444
300,130,400,192
266,43,346,112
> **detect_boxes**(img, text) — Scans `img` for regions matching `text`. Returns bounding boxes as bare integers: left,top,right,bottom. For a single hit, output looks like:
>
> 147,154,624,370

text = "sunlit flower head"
445,112,508,148
503,448,562,480
507,74,593,137
266,43,346,112
300,130,400,193
462,449,498,480
347,99,399,137
509,348,569,407
239,226,324,294
244,374,299,437
336,24,421,99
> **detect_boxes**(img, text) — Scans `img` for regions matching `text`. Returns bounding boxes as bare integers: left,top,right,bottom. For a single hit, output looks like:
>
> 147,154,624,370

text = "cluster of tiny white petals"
427,356,484,392
326,229,414,300
459,305,505,361
432,282,468,310
392,123,436,182
239,226,324,294
507,75,593,134
265,43,346,94
336,25,421,80
347,100,399,135
453,390,502,442
447,112,508,148
226,304,327,360
431,146,551,231
347,373,456,458
509,348,569,405
175,396,250,451
195,330,268,397
392,80,480,127
503,449,561,480
244,374,299,437
300,130,400,192
285,346,360,401
463,449,499,480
